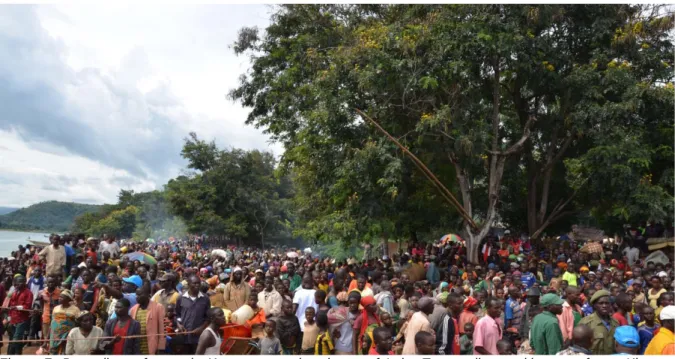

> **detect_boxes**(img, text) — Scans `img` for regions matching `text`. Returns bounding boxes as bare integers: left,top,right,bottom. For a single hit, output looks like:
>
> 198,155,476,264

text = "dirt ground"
0,337,41,355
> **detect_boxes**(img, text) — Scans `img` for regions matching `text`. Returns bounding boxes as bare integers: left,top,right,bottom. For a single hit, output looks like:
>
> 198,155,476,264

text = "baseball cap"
540,293,564,306
660,305,675,321
122,275,143,288
614,326,640,348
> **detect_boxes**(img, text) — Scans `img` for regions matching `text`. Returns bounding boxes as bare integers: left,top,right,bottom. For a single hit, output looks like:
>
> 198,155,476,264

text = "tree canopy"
230,4,673,260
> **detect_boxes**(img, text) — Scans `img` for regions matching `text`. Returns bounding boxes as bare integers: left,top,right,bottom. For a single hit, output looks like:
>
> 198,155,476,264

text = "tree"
165,133,293,246
231,4,673,261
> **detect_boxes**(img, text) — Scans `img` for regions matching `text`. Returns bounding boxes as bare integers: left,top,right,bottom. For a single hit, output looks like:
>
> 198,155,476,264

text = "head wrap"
233,266,242,273
438,292,449,304
60,289,74,300
336,291,348,302
463,296,478,310
439,282,449,290
360,295,376,307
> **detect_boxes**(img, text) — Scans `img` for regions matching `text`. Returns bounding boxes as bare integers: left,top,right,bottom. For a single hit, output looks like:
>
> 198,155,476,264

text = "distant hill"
0,201,103,232
0,207,18,215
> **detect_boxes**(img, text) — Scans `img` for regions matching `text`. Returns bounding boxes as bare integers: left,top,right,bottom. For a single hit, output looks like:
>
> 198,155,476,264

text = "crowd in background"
0,227,672,355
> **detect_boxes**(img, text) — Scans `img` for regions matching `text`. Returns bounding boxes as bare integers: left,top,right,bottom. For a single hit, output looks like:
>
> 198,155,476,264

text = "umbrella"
286,251,299,258
579,242,604,254
212,249,228,258
145,238,156,244
123,252,157,265
439,234,464,245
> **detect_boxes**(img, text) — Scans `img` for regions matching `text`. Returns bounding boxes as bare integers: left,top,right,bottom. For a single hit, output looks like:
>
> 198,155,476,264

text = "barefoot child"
259,320,282,355
301,307,318,354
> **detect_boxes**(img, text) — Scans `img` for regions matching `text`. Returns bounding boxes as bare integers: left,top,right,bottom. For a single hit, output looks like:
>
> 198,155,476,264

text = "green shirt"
289,274,302,292
530,311,564,355
578,312,619,355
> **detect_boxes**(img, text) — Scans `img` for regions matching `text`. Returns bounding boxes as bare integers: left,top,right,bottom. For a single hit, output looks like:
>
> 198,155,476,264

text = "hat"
60,289,74,300
660,305,675,321
122,275,143,288
233,266,242,273
527,287,541,297
579,266,589,273
510,262,520,268
590,289,610,305
438,292,449,304
657,271,668,278
488,263,496,270
280,265,288,273
614,326,640,348
255,269,263,274
492,276,502,283
540,293,564,306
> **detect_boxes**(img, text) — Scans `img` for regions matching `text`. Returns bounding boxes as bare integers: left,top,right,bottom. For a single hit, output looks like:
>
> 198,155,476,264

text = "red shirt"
86,250,97,265
9,288,33,324
112,319,131,355
612,312,631,326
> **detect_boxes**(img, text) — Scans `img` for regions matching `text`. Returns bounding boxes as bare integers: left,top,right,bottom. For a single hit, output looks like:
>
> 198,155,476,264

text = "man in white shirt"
38,235,66,277
622,245,640,267
292,276,317,332
98,235,120,258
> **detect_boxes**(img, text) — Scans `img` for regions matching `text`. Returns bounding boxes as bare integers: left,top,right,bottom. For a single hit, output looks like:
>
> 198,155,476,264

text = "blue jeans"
8,321,29,355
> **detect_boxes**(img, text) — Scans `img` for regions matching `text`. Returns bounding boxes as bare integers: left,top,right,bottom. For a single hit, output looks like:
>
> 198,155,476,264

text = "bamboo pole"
355,108,479,231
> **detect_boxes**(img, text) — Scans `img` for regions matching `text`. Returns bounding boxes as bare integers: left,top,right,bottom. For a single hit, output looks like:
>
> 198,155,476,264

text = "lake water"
0,230,51,257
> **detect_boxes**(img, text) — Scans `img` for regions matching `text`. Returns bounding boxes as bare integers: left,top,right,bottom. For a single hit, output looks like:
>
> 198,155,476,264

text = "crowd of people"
0,229,672,355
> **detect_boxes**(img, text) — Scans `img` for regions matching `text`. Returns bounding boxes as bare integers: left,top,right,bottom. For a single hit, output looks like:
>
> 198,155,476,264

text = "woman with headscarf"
49,290,81,354
352,296,381,355
458,296,480,335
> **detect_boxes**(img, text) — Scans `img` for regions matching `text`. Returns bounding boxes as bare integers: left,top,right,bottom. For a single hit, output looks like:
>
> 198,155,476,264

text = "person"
175,275,211,354
130,287,165,355
195,307,225,355
555,324,594,355
504,286,523,333
102,298,141,354
614,325,640,355
97,274,141,320
374,280,394,315
644,305,675,355
47,289,81,354
65,312,104,354
276,300,301,354
648,276,666,309
655,292,674,319
7,275,34,355
530,293,564,355
459,295,479,334
613,292,635,326
497,339,514,355
223,267,250,312
36,275,60,346
285,263,303,292
435,292,461,355
578,289,619,354
301,306,318,354
402,296,434,354
637,305,660,354
27,267,44,301
246,289,267,338
473,297,503,355
557,286,581,345
333,292,358,355
258,276,282,317
260,319,282,354
39,235,67,277
459,323,474,354
562,264,579,288
151,273,180,309
313,311,335,355
293,276,318,335
414,331,435,355
370,326,394,355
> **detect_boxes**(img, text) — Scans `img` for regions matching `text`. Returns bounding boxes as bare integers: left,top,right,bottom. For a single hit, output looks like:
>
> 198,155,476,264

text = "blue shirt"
505,297,523,328
521,272,536,289
581,302,594,316
637,324,659,354
64,245,75,257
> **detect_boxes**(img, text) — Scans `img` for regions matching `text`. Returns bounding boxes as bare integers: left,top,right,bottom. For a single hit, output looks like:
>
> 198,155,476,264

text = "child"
313,311,334,355
259,320,282,355
370,326,394,355
497,339,514,355
459,323,474,355
276,300,300,354
414,331,435,355
380,312,397,339
637,306,660,355
301,307,318,354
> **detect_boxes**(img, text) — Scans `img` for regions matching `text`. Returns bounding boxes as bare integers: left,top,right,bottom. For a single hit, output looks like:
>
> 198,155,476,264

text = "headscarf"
336,291,348,302
463,296,478,311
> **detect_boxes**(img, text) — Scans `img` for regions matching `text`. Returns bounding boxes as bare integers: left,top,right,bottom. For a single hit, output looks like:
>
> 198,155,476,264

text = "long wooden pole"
355,108,479,231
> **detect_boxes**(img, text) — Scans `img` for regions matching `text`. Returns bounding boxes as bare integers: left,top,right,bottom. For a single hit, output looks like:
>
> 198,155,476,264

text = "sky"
0,4,281,208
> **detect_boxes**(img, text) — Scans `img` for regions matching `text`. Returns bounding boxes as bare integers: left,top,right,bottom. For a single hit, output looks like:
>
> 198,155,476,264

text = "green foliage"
230,4,673,249
165,133,293,246
0,201,102,232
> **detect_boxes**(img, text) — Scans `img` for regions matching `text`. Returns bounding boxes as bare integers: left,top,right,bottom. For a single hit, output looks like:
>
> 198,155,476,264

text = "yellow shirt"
644,327,675,355
562,271,578,287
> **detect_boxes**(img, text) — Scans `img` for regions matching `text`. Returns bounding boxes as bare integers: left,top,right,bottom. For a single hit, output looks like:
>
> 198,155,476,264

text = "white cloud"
0,5,281,207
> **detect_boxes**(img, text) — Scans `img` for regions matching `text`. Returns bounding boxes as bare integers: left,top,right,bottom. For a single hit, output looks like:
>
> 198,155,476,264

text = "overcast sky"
0,4,280,208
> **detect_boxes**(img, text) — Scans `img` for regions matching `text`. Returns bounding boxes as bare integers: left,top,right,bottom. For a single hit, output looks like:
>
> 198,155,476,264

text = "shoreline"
0,228,59,234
